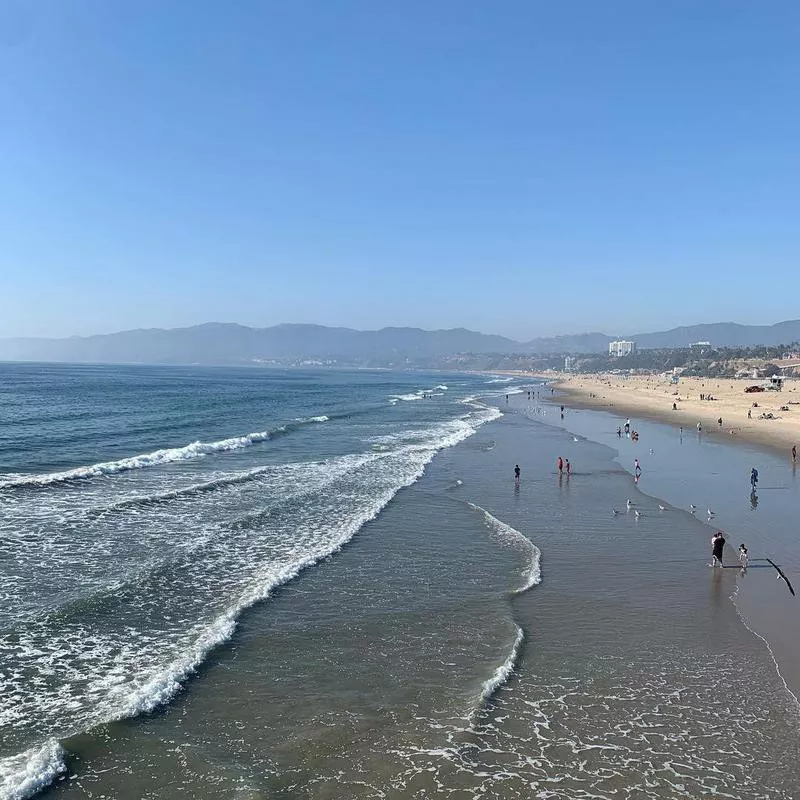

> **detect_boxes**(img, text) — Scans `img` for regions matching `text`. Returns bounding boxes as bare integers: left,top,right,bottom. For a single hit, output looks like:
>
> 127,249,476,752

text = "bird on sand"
658,504,666,511
689,504,697,513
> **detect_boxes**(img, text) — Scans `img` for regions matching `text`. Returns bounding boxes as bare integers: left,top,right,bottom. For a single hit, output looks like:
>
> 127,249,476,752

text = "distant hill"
0,319,798,365
632,320,800,349
0,323,520,365
518,332,614,354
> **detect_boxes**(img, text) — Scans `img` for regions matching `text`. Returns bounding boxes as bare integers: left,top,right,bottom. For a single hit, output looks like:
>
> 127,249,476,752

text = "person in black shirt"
514,464,520,487
711,531,726,567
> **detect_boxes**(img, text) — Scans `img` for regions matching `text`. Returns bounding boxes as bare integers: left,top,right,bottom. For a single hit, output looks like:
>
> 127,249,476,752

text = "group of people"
710,530,749,570
617,419,639,441
513,457,572,486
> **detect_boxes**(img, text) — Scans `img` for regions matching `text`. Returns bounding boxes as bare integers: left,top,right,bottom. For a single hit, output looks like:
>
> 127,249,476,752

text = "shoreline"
548,372,799,460
531,391,800,704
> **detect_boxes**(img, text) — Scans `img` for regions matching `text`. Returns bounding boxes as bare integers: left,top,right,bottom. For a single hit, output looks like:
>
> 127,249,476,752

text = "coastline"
548,372,799,459
535,389,800,705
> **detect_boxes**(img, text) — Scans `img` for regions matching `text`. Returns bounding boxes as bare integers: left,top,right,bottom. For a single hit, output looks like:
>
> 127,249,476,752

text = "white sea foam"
468,503,542,592
479,624,525,704
0,401,504,798
486,377,514,384
0,429,283,490
93,414,500,721
0,739,65,800
294,415,329,424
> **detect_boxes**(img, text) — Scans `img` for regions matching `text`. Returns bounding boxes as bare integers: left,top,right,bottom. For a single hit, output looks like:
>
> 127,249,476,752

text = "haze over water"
0,365,797,799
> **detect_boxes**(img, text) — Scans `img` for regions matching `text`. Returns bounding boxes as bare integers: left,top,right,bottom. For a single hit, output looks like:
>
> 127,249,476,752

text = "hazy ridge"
1,319,799,365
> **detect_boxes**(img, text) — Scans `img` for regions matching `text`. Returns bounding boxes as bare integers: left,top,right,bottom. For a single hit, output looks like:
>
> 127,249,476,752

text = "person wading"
711,531,726,568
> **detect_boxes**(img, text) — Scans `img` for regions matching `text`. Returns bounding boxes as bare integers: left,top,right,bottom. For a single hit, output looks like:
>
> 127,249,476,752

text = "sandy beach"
550,372,800,459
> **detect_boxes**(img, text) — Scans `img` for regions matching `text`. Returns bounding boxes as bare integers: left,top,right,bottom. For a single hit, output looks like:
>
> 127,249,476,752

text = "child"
738,544,749,569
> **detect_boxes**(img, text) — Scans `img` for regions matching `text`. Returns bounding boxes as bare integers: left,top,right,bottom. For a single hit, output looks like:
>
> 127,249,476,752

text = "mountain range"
1,319,799,366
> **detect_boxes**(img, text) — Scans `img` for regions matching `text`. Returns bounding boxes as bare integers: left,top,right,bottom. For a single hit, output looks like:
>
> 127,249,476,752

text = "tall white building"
608,340,636,357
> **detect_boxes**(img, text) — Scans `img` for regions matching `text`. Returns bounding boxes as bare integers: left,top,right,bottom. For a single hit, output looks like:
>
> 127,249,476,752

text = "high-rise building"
608,340,636,357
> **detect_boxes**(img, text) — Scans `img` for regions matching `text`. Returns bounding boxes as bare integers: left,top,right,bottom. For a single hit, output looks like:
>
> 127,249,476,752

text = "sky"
1,1,799,341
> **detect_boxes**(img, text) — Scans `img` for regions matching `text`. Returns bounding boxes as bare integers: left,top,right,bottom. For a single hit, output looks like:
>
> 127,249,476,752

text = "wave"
2,403,504,799
389,385,447,402
479,624,525,705
83,466,274,517
467,504,542,593
77,416,498,725
390,392,424,402
0,740,65,800
0,416,332,491
486,377,515,384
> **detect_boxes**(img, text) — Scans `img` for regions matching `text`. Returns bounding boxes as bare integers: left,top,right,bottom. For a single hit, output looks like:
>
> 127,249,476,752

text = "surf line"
765,558,796,597
465,502,542,594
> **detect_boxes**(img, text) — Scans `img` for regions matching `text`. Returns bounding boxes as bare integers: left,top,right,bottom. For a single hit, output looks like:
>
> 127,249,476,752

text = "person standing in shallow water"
514,464,520,487
711,531,726,567
557,456,563,476
565,459,571,477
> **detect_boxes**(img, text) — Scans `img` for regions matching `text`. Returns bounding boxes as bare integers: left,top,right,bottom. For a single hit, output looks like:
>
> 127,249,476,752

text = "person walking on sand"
514,464,521,487
557,456,563,476
711,531,726,567
792,445,797,464
750,467,759,490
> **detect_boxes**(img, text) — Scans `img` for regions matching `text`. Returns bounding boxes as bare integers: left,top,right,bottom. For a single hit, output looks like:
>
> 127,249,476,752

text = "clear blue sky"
1,1,798,340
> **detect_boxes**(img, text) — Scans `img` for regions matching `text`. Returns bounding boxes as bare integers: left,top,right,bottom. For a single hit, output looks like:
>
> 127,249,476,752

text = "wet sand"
537,396,800,704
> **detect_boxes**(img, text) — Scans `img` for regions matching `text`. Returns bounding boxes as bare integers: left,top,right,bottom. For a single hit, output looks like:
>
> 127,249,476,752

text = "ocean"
0,364,798,799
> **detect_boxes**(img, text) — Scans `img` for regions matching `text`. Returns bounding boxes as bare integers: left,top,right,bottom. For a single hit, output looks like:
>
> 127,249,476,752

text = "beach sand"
552,373,800,458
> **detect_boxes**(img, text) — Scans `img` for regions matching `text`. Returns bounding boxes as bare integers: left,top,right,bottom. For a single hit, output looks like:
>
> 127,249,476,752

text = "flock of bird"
612,499,717,520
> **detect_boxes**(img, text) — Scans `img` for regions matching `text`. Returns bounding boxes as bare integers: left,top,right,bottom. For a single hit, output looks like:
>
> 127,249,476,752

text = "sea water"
1,366,798,799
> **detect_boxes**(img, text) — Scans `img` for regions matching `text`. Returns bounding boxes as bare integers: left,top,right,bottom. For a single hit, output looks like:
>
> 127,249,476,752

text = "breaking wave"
479,625,525,705
468,503,542,593
0,416,331,491
0,740,66,800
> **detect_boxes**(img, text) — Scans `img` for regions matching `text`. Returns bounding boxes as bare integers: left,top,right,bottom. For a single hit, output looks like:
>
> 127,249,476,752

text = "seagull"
626,499,634,510
649,448,654,455
573,436,579,442
658,504,666,511
634,509,642,519
689,504,697,513
612,508,619,516
707,508,716,518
